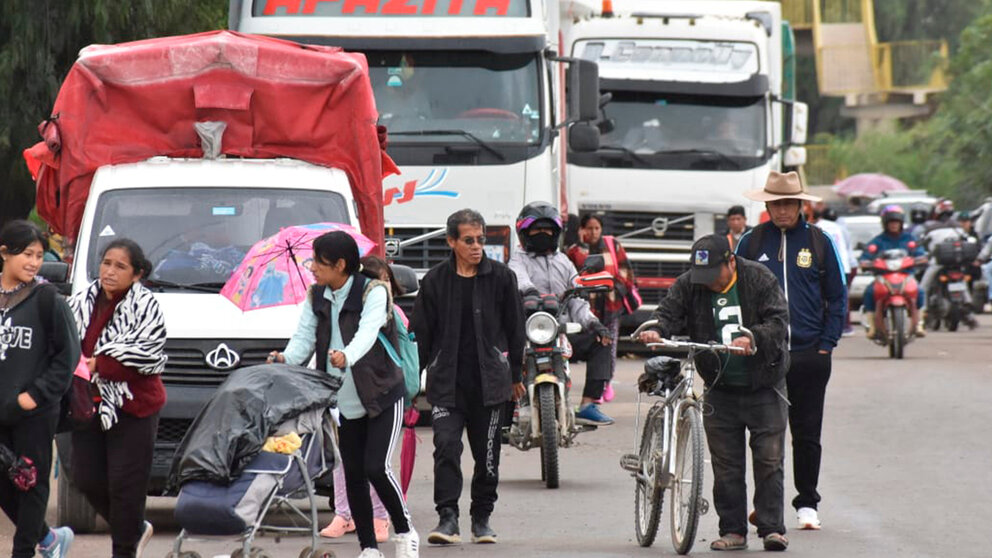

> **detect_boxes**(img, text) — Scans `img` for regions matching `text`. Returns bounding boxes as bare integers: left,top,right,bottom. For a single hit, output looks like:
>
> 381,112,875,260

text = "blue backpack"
378,308,421,406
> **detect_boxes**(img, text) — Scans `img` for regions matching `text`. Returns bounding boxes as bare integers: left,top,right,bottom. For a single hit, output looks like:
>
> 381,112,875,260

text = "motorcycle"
865,248,920,359
927,238,980,332
505,256,615,489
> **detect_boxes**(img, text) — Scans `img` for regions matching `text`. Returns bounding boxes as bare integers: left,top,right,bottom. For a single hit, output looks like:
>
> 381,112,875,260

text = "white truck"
562,0,808,323
29,31,399,530
231,0,601,272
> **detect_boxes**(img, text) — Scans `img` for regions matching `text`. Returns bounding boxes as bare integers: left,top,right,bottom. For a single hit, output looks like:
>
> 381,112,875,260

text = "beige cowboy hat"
744,170,822,202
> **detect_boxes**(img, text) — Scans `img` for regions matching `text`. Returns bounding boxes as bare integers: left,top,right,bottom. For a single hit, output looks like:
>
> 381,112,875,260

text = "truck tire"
57,468,97,533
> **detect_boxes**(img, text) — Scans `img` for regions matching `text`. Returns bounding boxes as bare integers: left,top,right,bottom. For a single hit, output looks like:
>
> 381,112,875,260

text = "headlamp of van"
525,312,558,345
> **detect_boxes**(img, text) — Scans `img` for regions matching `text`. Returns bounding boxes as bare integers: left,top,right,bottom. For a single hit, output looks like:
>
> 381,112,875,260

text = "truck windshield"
86,188,349,290
367,50,542,147
576,90,767,171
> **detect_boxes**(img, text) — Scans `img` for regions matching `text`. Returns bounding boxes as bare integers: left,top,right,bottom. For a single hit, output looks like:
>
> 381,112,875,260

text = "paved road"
4,313,992,557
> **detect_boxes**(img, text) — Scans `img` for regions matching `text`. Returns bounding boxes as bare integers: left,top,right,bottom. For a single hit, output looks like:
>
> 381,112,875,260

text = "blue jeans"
862,279,924,312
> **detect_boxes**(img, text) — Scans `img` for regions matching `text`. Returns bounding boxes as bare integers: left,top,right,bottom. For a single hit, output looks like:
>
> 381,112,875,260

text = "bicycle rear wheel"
634,408,664,547
670,404,704,555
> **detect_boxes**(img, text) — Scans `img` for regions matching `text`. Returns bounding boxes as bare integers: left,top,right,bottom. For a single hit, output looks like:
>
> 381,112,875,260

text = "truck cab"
563,0,807,323
231,0,601,274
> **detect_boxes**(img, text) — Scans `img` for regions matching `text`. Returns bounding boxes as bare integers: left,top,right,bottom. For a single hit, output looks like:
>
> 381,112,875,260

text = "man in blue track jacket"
737,171,848,532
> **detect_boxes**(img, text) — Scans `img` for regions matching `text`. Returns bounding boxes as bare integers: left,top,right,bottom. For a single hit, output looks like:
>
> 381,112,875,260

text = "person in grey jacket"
639,234,791,552
508,202,614,426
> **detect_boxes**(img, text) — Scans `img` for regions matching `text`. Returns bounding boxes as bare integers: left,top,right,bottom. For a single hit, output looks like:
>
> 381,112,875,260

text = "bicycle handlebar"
629,319,757,356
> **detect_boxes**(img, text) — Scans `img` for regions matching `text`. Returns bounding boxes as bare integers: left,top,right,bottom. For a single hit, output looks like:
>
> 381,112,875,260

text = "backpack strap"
37,283,58,352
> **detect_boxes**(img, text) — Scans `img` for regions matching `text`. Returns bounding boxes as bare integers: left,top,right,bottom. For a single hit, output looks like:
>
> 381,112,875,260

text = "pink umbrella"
221,223,376,311
833,173,909,198
400,405,420,499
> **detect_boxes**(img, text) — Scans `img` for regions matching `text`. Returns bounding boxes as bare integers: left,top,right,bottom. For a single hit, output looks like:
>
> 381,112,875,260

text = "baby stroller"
167,364,341,558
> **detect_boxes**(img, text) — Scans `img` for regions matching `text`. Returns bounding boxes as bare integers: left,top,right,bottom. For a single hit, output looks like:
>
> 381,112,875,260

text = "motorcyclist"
859,205,927,338
920,200,980,329
907,204,930,240
507,202,615,426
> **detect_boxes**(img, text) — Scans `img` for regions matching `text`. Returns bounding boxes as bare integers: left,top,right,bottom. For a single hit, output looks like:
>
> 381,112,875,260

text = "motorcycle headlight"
525,312,558,345
886,259,903,271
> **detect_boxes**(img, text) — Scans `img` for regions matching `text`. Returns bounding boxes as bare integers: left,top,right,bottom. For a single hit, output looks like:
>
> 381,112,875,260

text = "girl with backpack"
267,231,418,558
566,213,640,402
318,255,408,543
0,220,80,558
67,238,167,558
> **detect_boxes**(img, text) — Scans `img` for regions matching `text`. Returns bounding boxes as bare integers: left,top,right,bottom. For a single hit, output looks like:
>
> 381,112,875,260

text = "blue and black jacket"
736,218,848,353
859,231,926,263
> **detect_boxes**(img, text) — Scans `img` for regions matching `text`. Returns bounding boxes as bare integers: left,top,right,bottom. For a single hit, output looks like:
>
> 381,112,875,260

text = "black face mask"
526,232,558,254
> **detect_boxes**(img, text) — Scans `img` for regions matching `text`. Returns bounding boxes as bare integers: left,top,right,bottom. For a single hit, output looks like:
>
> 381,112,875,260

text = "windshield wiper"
389,130,506,161
598,144,651,166
654,148,741,169
144,279,223,293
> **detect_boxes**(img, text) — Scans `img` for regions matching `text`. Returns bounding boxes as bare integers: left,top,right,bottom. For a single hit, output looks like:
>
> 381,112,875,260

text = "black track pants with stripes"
338,398,413,550
431,403,503,519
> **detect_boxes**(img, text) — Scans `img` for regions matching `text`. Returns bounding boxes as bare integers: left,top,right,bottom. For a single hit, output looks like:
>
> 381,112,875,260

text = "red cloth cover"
23,30,396,255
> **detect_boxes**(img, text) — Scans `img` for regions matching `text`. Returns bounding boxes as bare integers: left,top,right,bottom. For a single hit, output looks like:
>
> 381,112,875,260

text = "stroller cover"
168,363,341,491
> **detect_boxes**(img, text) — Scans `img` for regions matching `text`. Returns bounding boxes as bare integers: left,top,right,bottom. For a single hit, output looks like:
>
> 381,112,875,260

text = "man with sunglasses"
507,201,615,426
413,209,525,546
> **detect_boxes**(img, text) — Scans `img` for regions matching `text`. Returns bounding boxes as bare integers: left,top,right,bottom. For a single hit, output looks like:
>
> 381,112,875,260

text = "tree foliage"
0,0,227,225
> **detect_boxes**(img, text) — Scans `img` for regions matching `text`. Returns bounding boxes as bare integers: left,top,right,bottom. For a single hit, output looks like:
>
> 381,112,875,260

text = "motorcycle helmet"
934,198,955,221
880,205,905,228
909,204,929,225
516,201,563,253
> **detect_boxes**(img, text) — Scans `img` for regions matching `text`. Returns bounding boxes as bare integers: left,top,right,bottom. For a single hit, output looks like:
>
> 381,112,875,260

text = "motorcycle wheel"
947,305,960,332
634,408,664,547
889,307,905,359
538,384,559,489
670,404,704,556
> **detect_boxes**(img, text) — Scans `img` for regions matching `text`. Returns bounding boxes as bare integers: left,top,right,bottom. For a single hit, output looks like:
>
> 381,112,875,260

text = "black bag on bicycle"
638,356,682,393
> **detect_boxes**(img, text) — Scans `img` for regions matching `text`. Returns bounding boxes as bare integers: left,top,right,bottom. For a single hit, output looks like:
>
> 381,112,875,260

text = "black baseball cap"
690,234,733,285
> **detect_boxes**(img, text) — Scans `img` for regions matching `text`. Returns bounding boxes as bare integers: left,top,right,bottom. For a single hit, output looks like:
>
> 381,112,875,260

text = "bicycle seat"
644,356,680,378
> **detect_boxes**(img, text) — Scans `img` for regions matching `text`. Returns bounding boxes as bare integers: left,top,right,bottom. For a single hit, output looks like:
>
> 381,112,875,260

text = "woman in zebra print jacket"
67,238,166,558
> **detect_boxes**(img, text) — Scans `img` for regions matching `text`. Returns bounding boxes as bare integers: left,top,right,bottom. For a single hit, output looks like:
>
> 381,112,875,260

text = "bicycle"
621,320,754,555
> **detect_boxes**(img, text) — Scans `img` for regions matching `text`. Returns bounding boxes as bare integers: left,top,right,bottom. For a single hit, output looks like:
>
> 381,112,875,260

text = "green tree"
923,8,992,204
0,0,227,226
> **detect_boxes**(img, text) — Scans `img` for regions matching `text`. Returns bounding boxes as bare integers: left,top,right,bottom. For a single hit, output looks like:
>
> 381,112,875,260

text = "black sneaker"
470,516,497,544
427,509,461,545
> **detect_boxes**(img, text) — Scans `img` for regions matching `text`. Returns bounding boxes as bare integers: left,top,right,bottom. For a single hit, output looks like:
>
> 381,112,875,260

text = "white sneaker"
797,507,821,530
393,527,420,558
357,548,385,558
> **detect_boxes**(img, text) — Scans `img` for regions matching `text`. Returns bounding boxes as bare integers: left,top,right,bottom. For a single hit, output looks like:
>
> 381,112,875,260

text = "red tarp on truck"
23,30,396,254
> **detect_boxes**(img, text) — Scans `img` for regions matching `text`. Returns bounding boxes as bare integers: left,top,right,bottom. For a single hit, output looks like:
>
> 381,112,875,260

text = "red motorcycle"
866,247,921,359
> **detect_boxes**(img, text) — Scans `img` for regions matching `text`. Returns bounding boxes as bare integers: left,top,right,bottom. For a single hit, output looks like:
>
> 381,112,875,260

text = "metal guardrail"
876,40,949,91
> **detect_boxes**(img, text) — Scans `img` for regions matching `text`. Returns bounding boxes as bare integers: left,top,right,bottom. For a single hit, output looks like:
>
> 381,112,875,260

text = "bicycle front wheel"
670,404,704,555
634,407,664,547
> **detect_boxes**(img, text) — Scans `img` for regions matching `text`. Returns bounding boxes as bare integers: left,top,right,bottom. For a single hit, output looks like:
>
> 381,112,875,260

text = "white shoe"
797,507,821,530
393,527,420,558
357,548,385,558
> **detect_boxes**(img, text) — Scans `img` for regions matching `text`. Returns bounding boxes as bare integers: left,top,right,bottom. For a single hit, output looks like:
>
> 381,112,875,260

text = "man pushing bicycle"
638,234,792,552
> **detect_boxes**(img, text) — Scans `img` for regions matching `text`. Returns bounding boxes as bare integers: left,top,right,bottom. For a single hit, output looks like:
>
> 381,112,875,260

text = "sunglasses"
460,236,487,246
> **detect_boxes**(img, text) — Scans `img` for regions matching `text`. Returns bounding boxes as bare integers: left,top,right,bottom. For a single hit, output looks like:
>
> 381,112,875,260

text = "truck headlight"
525,312,558,345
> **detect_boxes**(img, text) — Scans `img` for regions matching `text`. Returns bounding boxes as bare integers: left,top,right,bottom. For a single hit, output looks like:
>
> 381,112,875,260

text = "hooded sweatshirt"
0,281,80,424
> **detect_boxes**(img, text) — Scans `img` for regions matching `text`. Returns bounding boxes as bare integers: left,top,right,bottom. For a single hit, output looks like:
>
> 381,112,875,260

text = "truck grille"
157,418,193,444
591,210,695,241
630,260,692,279
161,339,287,386
383,227,451,270
639,287,668,306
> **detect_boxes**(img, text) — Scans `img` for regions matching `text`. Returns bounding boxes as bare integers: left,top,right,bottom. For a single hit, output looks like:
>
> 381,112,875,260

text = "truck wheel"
57,468,97,533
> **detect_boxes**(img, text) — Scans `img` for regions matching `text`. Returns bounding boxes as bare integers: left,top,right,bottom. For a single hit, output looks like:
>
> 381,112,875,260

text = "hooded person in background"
737,171,847,532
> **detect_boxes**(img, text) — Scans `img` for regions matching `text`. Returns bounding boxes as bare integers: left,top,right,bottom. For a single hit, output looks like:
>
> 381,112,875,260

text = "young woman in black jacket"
0,220,80,558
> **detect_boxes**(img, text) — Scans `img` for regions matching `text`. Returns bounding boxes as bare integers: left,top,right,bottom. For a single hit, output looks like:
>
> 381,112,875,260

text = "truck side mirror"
569,123,600,153
39,262,71,295
790,102,808,145
568,59,600,123
389,263,419,297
